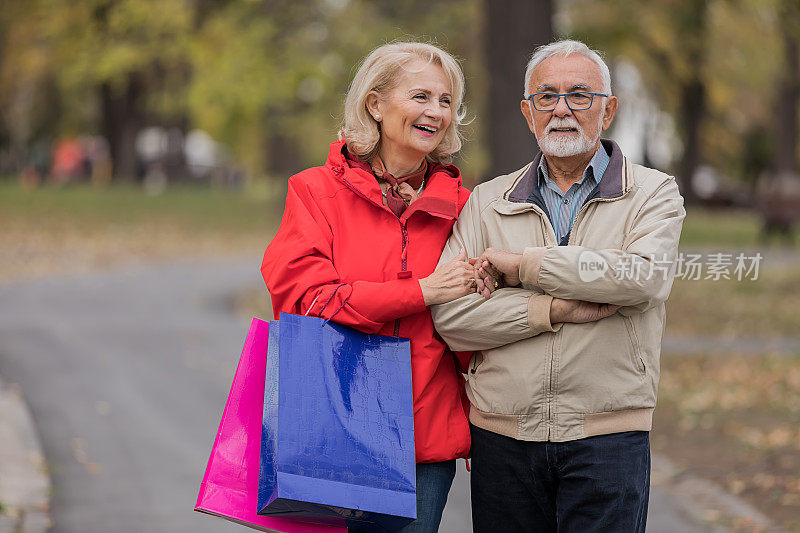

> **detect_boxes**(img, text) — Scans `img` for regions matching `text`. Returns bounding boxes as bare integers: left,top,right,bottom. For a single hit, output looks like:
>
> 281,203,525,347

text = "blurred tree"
701,0,780,187
0,0,482,182
180,0,484,178
65,0,193,181
3,0,798,190
187,0,290,177
563,0,798,201
483,0,552,179
772,0,800,176
5,0,198,181
0,2,55,173
563,0,714,204
673,0,709,205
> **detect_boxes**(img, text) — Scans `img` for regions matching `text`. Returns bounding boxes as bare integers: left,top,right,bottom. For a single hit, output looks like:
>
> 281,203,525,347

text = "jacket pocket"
469,352,484,378
623,315,646,375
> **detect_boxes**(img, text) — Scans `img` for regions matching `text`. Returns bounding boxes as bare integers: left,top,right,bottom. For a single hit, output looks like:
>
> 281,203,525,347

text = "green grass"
680,207,796,248
0,180,286,282
666,266,800,338
2,181,790,248
0,180,283,235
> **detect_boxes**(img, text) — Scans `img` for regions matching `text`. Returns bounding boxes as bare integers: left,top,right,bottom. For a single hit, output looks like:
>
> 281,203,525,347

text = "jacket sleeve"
261,176,426,334
430,187,560,352
450,184,477,370
518,177,686,313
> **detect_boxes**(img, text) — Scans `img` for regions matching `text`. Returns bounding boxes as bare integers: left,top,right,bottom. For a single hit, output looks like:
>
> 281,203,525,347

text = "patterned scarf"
345,151,428,217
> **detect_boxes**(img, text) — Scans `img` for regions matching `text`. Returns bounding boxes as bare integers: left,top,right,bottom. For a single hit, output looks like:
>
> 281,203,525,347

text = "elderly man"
431,40,685,532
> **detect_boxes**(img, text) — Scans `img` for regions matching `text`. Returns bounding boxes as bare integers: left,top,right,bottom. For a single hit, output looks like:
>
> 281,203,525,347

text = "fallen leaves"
656,353,800,530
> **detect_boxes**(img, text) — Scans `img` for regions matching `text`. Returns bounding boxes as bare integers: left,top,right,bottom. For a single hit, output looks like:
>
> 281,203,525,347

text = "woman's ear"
365,92,381,121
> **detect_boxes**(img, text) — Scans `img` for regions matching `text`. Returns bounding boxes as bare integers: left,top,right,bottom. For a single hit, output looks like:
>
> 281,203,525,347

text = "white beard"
535,113,604,158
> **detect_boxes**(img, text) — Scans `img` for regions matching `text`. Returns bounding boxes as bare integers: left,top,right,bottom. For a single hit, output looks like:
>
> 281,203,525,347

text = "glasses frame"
528,91,609,111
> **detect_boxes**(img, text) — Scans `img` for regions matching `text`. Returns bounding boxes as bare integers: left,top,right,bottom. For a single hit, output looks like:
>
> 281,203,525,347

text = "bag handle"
305,283,353,326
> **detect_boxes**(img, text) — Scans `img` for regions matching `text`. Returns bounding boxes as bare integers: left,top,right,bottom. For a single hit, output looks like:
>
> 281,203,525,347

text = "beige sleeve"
518,177,686,313
430,186,561,352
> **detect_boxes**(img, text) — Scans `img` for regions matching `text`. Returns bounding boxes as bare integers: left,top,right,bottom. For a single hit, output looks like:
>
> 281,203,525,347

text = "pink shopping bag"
195,318,345,532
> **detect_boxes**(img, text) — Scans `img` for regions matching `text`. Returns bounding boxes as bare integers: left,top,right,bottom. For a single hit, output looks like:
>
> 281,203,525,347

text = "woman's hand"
420,249,478,306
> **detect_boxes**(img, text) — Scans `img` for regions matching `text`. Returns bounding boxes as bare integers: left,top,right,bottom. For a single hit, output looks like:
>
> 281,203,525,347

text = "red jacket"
261,140,471,462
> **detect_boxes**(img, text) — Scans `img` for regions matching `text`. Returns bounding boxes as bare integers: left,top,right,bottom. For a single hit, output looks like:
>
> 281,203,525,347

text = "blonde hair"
339,42,466,164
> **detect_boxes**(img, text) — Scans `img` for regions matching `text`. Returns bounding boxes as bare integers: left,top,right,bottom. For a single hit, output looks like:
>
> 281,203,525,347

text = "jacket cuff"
385,278,427,316
520,247,548,286
527,293,562,335
351,278,427,323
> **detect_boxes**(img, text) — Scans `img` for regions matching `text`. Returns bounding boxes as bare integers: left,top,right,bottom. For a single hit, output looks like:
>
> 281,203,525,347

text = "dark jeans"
400,460,456,532
348,460,456,533
470,424,650,533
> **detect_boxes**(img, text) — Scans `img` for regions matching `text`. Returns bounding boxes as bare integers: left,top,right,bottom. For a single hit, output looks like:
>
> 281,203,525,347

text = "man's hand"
475,248,522,287
550,298,620,324
469,257,504,299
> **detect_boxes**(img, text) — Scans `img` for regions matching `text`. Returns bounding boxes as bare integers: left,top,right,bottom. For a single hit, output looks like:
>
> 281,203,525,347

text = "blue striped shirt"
537,145,610,244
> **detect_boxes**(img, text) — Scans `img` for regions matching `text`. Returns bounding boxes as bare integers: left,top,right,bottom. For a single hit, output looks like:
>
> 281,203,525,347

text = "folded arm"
518,178,686,312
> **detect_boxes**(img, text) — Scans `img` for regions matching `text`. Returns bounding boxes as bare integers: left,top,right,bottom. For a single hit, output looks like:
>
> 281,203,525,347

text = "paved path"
0,259,714,532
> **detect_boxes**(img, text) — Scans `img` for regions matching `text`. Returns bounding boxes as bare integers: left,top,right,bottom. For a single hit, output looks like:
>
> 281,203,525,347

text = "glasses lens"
534,93,558,110
566,92,592,109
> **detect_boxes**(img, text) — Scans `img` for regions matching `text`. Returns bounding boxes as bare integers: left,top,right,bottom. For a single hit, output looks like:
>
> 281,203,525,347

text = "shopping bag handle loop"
304,293,322,316
306,283,353,327
322,288,352,327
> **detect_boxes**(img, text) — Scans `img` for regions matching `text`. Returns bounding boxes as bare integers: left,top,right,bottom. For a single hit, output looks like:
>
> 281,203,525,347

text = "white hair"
523,40,612,98
339,42,466,164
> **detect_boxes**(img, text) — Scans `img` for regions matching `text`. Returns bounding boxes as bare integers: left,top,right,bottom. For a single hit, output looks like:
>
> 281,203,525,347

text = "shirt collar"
537,144,610,189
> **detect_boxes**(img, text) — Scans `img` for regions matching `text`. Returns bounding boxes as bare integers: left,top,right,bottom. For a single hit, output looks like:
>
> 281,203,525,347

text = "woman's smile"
369,57,453,175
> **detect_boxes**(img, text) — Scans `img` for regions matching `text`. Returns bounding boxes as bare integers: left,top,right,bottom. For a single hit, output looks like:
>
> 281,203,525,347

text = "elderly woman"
261,42,477,532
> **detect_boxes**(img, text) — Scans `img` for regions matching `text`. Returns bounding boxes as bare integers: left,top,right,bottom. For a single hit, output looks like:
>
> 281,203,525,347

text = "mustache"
545,118,583,135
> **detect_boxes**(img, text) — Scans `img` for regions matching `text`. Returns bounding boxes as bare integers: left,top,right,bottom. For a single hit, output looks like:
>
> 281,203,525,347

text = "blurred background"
0,0,798,532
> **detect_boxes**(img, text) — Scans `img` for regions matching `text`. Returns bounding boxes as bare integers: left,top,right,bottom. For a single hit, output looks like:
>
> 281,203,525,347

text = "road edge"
0,376,52,533
652,454,785,532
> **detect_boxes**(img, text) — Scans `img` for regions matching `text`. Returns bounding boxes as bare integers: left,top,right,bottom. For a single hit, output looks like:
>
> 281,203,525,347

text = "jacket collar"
325,139,462,221
505,139,629,204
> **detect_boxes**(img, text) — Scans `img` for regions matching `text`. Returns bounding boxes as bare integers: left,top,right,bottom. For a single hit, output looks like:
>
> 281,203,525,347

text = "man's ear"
366,92,381,120
520,100,536,134
602,96,618,131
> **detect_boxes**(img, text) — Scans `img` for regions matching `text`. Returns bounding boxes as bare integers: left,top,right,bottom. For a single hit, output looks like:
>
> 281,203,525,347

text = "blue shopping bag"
257,287,416,533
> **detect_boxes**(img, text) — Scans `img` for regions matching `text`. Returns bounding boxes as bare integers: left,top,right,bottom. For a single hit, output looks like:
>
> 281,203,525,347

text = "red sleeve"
451,350,473,374
261,175,426,334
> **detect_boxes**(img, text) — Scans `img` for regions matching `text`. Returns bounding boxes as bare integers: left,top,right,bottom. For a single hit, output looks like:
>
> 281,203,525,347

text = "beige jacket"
431,140,685,442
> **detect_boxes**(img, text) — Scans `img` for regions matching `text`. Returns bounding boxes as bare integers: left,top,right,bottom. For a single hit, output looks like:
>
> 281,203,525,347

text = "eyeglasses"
528,91,608,111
